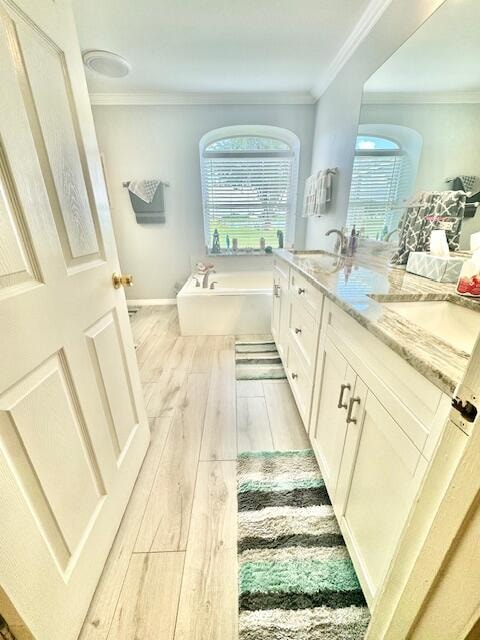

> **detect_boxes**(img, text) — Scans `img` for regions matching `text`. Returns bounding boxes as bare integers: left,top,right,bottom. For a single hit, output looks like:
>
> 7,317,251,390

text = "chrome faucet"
325,228,347,255
195,261,216,288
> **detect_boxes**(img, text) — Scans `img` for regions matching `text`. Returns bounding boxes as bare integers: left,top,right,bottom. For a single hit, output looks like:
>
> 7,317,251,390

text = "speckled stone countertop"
274,245,480,395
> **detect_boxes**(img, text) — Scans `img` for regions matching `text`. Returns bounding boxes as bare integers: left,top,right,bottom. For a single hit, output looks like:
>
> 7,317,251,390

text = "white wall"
93,103,315,299
305,0,445,252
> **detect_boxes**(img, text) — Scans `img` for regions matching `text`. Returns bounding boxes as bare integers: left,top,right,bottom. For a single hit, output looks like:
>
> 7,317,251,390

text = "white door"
311,336,355,498
0,2,150,639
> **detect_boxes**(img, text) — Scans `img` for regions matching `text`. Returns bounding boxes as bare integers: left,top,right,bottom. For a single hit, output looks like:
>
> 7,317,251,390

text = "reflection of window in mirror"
346,126,422,240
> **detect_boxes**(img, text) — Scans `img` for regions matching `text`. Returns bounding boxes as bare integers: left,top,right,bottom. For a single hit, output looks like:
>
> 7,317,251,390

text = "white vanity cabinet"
310,297,451,606
271,256,453,610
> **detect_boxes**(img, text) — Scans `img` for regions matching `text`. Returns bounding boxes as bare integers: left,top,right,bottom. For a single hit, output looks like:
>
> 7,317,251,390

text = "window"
347,135,408,240
200,126,299,253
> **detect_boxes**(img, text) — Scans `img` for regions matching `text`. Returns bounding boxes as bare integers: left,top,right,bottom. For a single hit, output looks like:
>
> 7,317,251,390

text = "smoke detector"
82,50,131,78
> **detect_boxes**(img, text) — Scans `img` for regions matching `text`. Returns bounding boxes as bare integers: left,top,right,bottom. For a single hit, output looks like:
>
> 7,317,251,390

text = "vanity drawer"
288,299,320,378
287,339,313,427
290,269,323,320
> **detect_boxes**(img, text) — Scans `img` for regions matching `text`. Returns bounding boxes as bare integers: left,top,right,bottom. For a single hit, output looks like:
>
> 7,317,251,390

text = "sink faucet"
325,228,347,256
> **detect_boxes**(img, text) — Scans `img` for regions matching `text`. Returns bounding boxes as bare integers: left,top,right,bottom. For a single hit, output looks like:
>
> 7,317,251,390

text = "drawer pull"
291,372,298,380
337,383,351,409
294,327,302,334
346,396,361,424
297,287,305,295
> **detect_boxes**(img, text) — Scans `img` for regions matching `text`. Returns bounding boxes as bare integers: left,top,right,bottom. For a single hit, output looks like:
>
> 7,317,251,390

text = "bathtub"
177,270,272,335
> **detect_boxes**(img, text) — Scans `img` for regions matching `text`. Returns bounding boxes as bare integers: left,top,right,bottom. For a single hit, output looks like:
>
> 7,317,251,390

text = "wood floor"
79,305,308,640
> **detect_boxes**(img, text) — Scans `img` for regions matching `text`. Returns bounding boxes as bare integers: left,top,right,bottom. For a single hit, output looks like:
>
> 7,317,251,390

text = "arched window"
347,132,417,240
200,125,300,253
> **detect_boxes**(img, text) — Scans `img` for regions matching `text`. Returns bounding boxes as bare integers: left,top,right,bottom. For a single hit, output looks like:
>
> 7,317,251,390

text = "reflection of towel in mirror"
128,180,161,203
390,190,466,266
303,170,333,217
451,175,480,196
450,176,480,218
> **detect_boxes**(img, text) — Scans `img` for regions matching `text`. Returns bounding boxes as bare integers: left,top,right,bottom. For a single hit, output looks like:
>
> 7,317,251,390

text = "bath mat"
237,450,370,639
235,338,286,380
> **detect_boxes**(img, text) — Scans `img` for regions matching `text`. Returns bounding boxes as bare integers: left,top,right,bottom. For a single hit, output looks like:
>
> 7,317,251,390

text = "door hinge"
451,384,478,435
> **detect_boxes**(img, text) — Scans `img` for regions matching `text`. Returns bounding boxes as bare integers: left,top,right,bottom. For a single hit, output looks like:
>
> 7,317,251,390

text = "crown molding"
311,0,393,99
90,91,316,106
363,91,480,104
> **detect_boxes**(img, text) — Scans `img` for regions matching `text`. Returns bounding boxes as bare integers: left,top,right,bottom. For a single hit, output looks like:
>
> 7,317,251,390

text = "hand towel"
128,179,161,204
303,170,334,217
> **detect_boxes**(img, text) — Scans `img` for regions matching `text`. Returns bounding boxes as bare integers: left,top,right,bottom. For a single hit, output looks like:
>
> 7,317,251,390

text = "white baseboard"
127,298,177,306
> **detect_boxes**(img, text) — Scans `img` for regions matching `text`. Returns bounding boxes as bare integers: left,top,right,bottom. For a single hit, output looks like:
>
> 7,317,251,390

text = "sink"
382,300,480,354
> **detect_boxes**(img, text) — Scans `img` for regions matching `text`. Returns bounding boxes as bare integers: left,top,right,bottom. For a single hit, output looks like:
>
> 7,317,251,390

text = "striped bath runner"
237,450,370,639
235,337,286,381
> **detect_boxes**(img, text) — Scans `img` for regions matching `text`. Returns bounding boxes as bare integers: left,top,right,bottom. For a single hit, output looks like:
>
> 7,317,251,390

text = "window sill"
206,250,278,257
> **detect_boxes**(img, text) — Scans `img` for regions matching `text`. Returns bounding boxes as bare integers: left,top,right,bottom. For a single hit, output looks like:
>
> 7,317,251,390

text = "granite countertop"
274,245,480,395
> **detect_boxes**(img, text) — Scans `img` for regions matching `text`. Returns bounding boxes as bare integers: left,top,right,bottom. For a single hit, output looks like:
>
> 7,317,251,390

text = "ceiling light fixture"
82,50,131,78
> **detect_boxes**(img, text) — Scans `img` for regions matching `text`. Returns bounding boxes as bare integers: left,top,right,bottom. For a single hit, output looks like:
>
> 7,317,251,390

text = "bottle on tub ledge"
232,237,238,252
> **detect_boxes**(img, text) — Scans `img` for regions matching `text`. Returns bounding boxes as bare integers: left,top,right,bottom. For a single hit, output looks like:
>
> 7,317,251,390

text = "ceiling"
365,0,480,95
72,0,372,97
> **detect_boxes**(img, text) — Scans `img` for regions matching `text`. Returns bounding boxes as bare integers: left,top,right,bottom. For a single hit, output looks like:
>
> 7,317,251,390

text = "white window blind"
347,150,406,240
201,142,296,251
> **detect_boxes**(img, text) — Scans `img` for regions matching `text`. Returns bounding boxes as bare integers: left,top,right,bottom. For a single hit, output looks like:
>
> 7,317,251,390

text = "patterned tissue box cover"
406,252,465,283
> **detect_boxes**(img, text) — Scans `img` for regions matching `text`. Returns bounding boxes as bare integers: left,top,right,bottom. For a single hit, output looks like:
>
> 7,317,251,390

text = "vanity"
271,245,477,609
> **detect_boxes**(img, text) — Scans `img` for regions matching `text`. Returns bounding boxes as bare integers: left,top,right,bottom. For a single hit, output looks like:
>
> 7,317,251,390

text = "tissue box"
406,252,465,283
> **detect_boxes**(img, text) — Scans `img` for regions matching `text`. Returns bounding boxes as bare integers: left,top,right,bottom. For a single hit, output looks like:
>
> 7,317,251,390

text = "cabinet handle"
291,372,298,380
297,287,305,295
294,327,302,334
346,396,361,424
273,283,280,297
337,383,351,409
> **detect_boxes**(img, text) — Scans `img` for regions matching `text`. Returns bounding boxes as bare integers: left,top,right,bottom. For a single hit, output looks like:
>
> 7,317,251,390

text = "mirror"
347,0,480,250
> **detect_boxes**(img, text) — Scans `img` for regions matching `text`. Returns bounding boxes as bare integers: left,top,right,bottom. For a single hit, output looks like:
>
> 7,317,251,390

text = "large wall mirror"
348,0,480,251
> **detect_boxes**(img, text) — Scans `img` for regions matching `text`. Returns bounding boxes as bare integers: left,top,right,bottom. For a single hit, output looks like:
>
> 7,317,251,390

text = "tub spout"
209,281,218,290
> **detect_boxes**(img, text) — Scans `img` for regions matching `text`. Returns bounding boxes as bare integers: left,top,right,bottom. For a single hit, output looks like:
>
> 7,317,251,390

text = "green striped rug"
237,450,370,639
235,338,286,380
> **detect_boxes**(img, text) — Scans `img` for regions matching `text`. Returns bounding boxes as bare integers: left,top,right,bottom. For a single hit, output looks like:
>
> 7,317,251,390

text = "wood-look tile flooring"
80,306,308,640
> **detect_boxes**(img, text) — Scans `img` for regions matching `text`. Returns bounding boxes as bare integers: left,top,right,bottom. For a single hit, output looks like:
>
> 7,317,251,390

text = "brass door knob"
112,273,134,289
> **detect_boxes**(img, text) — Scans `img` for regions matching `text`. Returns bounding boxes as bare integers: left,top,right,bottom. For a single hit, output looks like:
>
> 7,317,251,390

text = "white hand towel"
128,179,161,204
303,170,333,217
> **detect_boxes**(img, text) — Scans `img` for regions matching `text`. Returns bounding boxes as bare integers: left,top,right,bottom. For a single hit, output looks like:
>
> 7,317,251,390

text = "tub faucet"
325,228,347,256
209,281,218,290
195,261,215,288
201,267,215,288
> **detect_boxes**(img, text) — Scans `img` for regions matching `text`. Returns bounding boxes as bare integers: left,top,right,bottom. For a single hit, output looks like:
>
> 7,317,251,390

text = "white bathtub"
177,270,272,335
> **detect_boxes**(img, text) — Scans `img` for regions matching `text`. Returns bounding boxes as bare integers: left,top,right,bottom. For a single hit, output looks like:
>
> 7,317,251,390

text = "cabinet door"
311,336,356,498
277,271,290,363
271,270,281,342
336,384,425,605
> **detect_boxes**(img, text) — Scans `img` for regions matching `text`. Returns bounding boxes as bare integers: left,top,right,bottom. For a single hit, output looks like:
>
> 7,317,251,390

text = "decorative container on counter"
456,252,480,297
406,251,465,283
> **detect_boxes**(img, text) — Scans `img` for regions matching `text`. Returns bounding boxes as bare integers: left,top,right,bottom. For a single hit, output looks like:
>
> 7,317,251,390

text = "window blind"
347,150,406,240
202,150,294,250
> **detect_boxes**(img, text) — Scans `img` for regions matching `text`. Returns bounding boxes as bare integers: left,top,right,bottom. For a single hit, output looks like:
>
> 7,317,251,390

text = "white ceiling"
365,0,480,95
72,0,372,96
